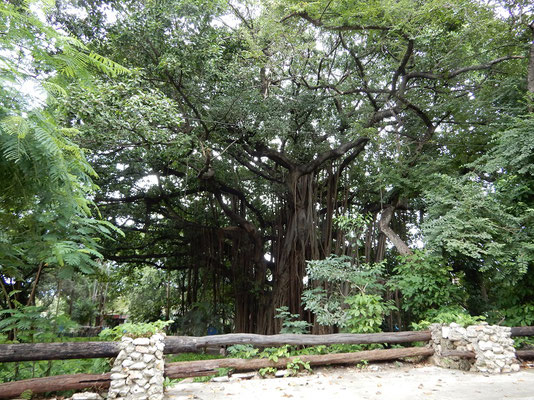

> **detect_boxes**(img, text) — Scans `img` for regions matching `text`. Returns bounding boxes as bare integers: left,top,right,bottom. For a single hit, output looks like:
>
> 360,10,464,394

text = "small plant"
226,344,259,359
275,307,311,334
193,375,214,383
163,377,181,388
286,357,312,375
410,307,485,330
259,345,291,362
217,367,233,376
355,359,368,369
259,367,277,377
344,294,396,333
99,320,173,340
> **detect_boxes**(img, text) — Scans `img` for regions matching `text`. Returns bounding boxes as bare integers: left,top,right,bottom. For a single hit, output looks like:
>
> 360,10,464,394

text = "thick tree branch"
405,56,524,82
282,11,389,32
378,204,413,256
298,138,369,176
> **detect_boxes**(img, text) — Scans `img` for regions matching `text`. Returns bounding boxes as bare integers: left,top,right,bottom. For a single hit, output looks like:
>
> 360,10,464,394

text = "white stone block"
143,354,155,363
129,362,146,370
133,337,150,346
441,326,450,339
136,345,150,354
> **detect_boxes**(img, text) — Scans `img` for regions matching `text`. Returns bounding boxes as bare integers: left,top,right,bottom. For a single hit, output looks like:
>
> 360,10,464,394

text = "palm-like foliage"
0,0,125,316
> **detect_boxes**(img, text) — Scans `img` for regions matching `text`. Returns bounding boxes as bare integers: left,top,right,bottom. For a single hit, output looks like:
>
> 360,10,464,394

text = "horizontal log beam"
516,350,534,360
0,327,531,363
164,346,435,379
0,341,121,362
0,347,434,399
166,331,432,350
511,326,534,337
0,373,111,399
0,331,431,363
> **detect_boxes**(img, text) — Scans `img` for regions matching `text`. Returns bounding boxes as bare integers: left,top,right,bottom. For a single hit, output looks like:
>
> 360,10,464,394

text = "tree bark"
165,346,434,378
0,331,432,363
378,205,413,256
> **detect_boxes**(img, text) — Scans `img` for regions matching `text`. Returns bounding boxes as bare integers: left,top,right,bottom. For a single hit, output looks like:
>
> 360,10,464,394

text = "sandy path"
165,364,534,400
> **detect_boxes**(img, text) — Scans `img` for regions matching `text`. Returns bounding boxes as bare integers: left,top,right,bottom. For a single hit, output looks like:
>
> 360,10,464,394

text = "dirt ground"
165,362,534,400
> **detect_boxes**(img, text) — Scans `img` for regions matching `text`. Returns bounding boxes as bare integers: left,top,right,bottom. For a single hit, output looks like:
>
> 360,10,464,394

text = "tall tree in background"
52,0,533,332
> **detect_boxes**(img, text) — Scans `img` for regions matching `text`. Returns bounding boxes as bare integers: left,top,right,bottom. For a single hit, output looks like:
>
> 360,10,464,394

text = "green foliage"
259,345,291,363
391,251,465,320
274,306,311,334
344,294,396,333
285,357,312,375
226,344,259,359
99,320,173,340
258,367,277,377
163,377,181,388
423,174,531,280
411,307,485,330
193,375,214,383
303,255,390,329
496,303,534,328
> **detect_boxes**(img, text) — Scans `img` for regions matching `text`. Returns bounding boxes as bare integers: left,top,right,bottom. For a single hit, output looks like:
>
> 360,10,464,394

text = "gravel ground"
165,363,534,400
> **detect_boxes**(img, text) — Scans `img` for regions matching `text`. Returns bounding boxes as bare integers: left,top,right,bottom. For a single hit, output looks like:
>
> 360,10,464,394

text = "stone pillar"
429,322,520,374
107,333,166,400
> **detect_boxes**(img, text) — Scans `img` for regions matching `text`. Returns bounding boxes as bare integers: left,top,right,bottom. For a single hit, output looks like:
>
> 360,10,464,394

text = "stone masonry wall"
430,322,520,374
107,333,166,400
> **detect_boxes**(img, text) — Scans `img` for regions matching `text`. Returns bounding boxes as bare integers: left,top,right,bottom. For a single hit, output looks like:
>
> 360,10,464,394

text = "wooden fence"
1,327,533,399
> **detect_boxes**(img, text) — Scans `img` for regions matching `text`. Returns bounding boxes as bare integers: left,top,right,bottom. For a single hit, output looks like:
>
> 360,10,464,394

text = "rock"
441,326,450,339
511,364,520,372
133,338,151,346
211,376,230,382
231,372,256,380
149,375,164,386
135,378,148,387
275,369,289,377
110,380,125,389
129,371,144,380
110,373,128,380
130,352,142,361
143,368,156,378
122,359,134,368
71,393,103,400
130,362,147,370
478,341,492,351
143,354,155,363
136,346,150,354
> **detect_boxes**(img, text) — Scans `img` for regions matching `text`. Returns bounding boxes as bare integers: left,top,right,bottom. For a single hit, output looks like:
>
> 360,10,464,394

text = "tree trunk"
378,205,412,256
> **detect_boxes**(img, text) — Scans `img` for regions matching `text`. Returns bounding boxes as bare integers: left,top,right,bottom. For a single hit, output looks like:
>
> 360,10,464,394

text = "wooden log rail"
3,327,534,363
0,331,432,363
0,347,434,398
0,326,533,399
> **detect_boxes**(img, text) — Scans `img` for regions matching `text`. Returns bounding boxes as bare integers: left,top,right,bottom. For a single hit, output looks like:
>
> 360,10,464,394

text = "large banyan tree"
55,0,533,333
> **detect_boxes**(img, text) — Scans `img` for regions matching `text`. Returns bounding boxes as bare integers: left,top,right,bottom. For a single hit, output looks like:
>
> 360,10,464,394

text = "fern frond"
1,116,30,138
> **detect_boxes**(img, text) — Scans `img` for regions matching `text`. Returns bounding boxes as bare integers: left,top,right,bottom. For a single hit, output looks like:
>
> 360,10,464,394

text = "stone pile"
107,333,166,400
430,322,520,374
